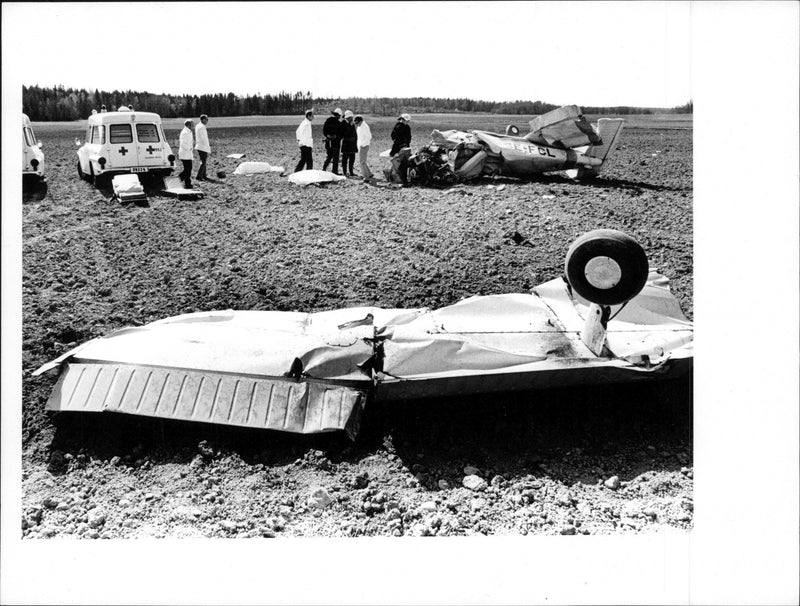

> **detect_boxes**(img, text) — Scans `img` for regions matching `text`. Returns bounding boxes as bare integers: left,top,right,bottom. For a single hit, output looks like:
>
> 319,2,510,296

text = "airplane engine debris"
407,146,459,188
35,231,692,439
408,105,625,186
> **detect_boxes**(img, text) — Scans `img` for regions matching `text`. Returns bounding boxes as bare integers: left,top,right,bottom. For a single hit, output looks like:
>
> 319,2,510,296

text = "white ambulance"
23,113,46,184
76,106,175,185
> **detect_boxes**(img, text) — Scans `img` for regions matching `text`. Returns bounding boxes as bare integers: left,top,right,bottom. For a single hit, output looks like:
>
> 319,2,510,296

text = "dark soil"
21,116,692,538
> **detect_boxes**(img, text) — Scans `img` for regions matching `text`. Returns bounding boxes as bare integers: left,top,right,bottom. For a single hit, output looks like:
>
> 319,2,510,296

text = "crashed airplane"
406,105,625,187
35,230,692,439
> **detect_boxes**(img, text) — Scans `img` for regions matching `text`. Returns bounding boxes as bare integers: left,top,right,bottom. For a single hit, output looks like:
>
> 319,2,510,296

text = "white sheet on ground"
233,161,284,175
288,170,347,186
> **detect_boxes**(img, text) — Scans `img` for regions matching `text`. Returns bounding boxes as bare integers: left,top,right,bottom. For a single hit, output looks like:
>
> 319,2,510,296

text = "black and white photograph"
2,2,798,604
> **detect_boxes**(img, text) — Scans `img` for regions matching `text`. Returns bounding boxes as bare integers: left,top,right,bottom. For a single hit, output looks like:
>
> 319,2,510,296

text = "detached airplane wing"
525,105,603,149
35,274,692,438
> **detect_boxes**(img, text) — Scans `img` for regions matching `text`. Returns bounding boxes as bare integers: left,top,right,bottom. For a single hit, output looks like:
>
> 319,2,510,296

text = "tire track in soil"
24,208,149,247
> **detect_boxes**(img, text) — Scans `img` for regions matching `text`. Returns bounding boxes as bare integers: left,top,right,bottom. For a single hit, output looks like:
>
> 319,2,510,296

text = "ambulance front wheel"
564,229,649,306
90,165,107,188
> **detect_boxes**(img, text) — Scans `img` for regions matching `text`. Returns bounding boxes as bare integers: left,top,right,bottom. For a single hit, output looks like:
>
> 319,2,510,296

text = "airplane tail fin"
570,119,625,179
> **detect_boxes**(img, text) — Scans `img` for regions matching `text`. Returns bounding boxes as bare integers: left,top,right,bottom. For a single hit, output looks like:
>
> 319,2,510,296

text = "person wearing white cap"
354,115,373,182
340,110,358,177
294,109,314,172
322,108,343,174
390,113,412,186
178,119,195,188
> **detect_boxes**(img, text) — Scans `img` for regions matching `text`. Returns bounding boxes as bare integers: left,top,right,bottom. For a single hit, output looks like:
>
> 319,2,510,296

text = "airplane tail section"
572,119,625,178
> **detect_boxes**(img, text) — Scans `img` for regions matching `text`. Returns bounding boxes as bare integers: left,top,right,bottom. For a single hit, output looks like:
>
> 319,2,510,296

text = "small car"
22,113,45,186
76,106,175,186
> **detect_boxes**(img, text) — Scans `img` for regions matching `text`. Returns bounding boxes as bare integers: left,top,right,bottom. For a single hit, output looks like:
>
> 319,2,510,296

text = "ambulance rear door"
134,121,168,169
107,121,138,170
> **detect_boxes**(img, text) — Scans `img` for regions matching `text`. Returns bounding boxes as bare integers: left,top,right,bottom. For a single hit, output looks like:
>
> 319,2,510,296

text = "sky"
3,1,692,107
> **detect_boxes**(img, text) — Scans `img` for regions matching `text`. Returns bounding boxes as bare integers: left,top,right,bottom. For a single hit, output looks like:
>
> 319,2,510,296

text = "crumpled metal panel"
534,272,694,363
35,308,384,382
525,105,603,148
46,362,365,438
375,274,693,399
379,293,582,379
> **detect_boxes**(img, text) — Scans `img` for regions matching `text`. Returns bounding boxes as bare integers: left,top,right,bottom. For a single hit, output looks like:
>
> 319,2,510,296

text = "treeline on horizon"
22,84,693,122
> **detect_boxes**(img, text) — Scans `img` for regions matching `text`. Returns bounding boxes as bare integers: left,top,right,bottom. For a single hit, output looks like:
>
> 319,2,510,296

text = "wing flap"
47,362,366,438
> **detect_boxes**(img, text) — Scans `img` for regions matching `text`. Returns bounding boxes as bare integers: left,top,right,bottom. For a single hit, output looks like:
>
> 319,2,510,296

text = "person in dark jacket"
389,113,412,185
322,107,343,174
340,110,358,177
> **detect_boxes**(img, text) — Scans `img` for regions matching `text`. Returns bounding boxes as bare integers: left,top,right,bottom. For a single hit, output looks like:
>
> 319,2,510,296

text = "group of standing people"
174,109,414,188
178,114,211,188
320,108,370,179
296,108,412,184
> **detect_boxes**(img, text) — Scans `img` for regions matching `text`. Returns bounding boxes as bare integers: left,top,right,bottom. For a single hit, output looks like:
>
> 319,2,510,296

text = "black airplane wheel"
506,125,520,136
564,229,649,306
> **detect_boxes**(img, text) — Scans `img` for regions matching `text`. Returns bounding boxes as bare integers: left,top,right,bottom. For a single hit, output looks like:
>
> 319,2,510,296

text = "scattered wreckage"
35,230,692,439
404,105,624,187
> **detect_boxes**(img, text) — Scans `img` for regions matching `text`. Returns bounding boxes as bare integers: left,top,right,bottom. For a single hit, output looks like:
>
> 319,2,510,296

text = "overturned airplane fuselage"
407,105,625,186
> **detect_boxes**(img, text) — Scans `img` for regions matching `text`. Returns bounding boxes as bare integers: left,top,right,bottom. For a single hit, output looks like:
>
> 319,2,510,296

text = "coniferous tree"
21,84,692,120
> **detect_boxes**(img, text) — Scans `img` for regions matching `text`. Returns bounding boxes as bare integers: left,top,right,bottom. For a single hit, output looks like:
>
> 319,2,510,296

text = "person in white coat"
354,115,373,182
178,119,194,188
294,110,314,172
194,114,210,181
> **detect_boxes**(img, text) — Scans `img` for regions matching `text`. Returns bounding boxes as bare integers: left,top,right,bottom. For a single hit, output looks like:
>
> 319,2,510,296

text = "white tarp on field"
233,161,284,175
287,170,347,186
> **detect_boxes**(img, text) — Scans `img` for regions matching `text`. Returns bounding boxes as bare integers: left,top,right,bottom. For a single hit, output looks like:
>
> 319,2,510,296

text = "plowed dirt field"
20,113,693,538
